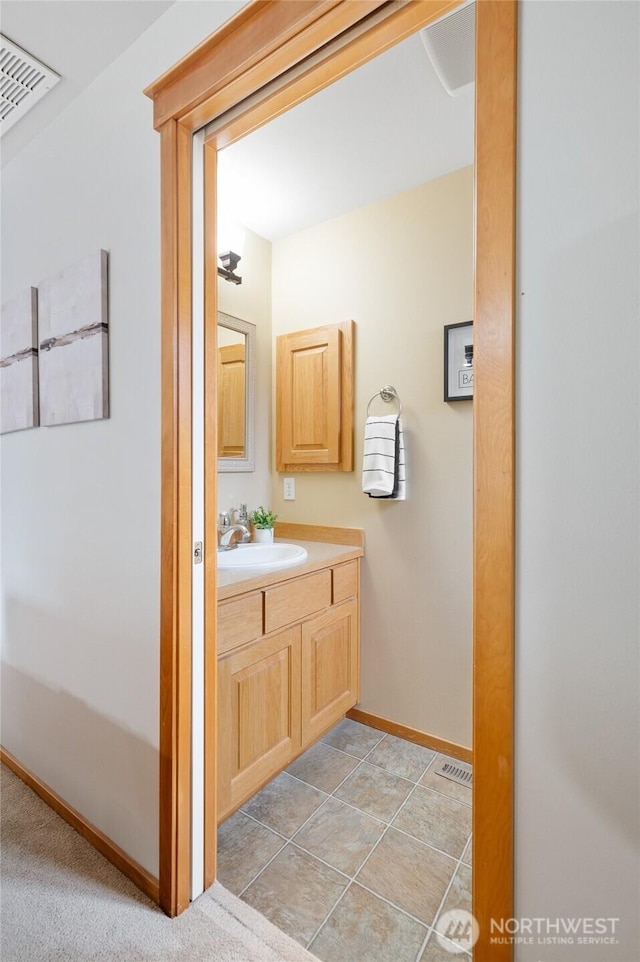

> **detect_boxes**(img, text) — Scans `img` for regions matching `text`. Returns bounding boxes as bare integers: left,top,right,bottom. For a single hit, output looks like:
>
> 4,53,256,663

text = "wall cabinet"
217,558,360,822
276,320,354,472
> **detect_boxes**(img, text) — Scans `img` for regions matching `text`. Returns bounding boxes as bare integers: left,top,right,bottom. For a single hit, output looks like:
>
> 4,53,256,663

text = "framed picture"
38,250,109,426
444,320,474,402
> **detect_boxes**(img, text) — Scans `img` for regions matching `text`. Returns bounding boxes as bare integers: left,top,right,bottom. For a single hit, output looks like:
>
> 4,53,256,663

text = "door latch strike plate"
194,541,203,564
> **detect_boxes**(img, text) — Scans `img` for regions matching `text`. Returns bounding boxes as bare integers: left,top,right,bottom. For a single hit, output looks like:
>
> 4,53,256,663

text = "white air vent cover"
420,1,475,96
1,34,60,136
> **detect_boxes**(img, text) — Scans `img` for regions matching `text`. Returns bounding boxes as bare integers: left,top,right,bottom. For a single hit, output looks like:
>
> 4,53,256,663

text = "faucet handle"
219,511,230,527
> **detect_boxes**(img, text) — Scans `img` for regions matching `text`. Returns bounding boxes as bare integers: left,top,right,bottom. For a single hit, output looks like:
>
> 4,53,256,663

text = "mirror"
217,311,256,472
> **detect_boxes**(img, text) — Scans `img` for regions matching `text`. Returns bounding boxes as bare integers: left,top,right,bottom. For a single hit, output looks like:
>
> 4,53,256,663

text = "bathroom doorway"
211,26,474,955
146,2,517,956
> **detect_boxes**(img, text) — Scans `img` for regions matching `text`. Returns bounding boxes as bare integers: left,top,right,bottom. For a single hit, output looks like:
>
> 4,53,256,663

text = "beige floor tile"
420,757,472,805
320,718,384,758
356,828,455,926
367,734,436,782
334,762,413,822
241,844,347,947
393,786,471,858
438,863,472,917
419,935,471,961
242,772,325,837
217,811,285,894
293,796,385,876
287,741,360,793
309,883,428,962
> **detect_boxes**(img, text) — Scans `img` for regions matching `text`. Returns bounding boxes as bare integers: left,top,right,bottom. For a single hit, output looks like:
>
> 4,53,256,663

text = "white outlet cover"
284,477,296,500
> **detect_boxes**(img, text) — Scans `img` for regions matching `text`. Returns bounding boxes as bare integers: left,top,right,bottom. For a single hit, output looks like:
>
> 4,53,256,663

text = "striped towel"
362,415,406,500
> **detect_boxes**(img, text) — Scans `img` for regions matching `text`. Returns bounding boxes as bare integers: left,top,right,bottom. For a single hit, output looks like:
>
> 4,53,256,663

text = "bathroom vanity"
217,540,362,822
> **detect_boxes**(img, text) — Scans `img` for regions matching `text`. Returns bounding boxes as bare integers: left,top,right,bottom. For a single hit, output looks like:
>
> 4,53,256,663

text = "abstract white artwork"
38,250,109,426
0,288,39,434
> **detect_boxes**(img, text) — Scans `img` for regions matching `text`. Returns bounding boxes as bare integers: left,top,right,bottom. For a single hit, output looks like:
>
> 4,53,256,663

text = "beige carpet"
0,765,316,961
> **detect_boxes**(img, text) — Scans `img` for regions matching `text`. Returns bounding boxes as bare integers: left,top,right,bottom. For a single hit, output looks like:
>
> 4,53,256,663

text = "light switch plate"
284,477,296,500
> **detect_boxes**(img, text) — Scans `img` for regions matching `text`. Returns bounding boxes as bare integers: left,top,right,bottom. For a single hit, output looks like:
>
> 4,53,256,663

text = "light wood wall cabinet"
276,321,354,472
217,558,360,822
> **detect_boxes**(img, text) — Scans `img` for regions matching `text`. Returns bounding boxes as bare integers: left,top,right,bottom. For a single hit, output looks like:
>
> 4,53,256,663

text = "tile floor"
217,718,472,961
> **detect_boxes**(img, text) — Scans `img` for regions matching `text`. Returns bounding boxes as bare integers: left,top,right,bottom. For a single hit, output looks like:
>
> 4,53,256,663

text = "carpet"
0,765,316,961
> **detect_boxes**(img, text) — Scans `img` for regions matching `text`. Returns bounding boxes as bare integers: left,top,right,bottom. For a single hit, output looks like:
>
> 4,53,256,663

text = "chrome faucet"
218,507,251,551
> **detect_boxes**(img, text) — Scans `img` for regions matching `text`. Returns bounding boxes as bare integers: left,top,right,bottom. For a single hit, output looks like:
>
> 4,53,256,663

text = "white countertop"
217,539,364,601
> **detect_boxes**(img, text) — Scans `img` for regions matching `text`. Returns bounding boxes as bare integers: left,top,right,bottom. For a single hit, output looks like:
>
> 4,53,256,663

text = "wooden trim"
145,1,390,131
275,521,364,547
202,0,460,150
1,748,159,904
473,1,517,957
203,139,219,889
158,119,193,917
347,709,472,764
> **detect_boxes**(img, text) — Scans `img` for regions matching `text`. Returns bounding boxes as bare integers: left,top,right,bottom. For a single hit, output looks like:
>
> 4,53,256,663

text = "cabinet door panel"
302,599,359,745
276,321,354,472
218,343,246,458
278,326,341,465
218,627,301,820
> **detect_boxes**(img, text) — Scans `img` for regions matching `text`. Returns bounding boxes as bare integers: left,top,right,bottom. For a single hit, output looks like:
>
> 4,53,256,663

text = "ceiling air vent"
420,1,475,96
1,34,60,136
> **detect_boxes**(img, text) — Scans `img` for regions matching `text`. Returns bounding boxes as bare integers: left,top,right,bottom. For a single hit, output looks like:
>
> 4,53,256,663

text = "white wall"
516,1,639,958
271,169,474,748
0,1,243,877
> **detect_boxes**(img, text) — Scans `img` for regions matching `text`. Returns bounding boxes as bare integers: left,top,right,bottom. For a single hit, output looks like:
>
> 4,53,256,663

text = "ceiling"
0,1,174,167
218,30,474,241
1,1,474,239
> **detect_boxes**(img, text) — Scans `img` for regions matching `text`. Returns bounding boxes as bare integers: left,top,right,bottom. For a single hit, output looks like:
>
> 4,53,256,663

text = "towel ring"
366,385,403,418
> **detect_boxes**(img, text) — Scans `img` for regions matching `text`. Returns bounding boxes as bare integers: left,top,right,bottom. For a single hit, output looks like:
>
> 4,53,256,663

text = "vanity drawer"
218,592,263,655
264,569,332,634
332,560,358,604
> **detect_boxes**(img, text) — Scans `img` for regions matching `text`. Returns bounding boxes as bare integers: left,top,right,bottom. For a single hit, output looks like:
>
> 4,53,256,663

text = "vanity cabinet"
217,556,360,822
217,627,301,820
302,598,358,745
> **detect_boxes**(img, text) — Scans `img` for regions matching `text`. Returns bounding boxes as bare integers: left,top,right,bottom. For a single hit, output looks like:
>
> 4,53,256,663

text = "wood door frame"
145,2,517,956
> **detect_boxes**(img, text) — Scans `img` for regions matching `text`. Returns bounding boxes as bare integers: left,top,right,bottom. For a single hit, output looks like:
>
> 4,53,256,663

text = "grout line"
285,767,386,828
304,879,354,950
317,739,383,763
414,835,473,962
415,927,431,960
236,784,353,897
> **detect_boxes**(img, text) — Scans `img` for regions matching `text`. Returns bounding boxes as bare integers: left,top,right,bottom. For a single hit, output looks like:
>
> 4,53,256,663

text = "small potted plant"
250,506,278,543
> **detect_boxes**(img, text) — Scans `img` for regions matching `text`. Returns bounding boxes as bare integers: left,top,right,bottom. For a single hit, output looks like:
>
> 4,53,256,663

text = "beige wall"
217,226,273,515
271,167,473,748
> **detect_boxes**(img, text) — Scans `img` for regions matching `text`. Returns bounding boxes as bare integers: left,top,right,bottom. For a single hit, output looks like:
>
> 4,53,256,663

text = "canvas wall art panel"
38,250,109,426
0,288,39,434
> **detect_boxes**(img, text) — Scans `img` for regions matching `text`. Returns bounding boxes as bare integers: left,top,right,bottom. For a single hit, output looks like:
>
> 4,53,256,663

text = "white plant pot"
253,527,274,544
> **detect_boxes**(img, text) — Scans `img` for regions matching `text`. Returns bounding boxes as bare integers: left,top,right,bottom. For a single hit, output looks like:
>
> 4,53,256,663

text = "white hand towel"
362,415,405,499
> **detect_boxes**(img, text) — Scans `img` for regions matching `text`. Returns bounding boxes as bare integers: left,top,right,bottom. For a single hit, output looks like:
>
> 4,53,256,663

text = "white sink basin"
217,542,308,570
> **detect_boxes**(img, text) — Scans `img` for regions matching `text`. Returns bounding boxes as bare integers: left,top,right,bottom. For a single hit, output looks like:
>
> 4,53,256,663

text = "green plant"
250,506,278,529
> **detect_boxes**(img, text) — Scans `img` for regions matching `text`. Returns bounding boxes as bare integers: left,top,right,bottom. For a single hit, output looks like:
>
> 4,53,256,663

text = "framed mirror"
217,311,256,472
